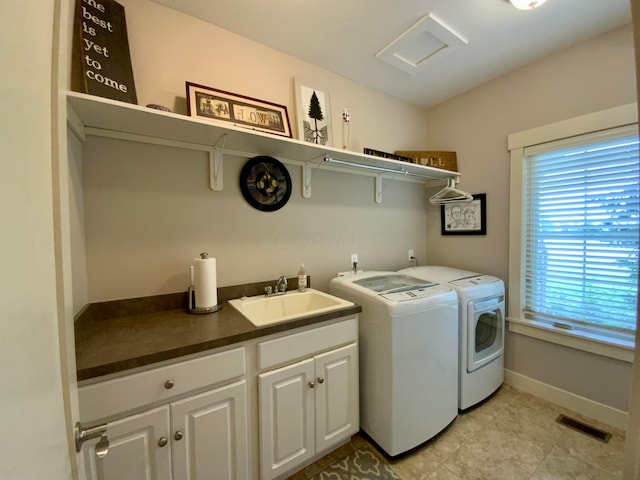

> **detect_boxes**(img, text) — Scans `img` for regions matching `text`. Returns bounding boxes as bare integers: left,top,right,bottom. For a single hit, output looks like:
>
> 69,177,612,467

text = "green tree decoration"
303,90,328,145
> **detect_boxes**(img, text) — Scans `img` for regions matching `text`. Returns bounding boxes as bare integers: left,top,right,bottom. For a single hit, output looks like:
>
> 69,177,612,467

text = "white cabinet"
171,380,248,480
314,344,359,452
78,316,359,480
83,406,171,480
259,358,315,478
257,320,359,480
79,348,249,480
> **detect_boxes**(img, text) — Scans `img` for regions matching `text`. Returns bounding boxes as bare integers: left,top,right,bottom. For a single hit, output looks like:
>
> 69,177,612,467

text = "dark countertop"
75,279,361,381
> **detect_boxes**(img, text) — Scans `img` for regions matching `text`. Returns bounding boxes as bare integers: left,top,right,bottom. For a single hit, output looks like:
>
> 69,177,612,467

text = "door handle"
75,422,108,456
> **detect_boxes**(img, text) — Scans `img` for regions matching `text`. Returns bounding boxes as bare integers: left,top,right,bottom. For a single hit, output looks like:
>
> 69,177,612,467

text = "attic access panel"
376,13,468,75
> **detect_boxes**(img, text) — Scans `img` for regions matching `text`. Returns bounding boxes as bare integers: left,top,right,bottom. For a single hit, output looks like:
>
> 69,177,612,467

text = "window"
508,104,639,360
525,127,638,336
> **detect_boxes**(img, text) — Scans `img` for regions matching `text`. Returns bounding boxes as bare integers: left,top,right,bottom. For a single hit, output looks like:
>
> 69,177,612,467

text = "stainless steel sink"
229,288,354,327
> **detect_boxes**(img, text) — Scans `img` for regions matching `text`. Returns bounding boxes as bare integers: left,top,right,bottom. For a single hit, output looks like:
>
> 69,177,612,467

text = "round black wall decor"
240,156,292,212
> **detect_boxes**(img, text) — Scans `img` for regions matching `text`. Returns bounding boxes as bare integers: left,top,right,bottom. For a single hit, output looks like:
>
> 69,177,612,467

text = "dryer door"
467,296,504,373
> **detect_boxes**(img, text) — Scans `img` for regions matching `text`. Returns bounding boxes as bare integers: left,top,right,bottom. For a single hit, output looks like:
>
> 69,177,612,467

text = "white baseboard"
504,369,628,431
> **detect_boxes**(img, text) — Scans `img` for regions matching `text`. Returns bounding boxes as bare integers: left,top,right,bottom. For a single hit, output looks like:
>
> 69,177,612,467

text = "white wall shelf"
66,91,460,200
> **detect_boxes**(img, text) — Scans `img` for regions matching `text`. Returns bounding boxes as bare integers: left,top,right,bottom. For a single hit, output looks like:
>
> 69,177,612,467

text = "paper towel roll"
194,255,217,309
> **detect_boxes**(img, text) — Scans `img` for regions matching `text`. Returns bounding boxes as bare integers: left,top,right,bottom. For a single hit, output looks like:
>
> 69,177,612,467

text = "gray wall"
1,2,73,478
81,138,428,302
423,25,636,411
70,0,440,308
70,1,637,413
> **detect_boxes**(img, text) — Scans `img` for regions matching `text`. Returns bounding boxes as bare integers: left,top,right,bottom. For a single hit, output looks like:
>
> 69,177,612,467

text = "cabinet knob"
174,431,184,441
308,381,315,389
158,436,168,448
317,377,325,384
164,380,175,389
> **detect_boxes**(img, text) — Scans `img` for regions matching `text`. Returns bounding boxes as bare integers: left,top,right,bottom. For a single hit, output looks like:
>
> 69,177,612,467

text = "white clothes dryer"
330,271,458,456
400,266,505,410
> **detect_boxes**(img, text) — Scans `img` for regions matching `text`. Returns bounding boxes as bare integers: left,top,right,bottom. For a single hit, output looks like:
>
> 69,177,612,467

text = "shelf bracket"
375,171,406,204
81,126,226,192
375,174,384,204
302,154,327,198
210,134,227,191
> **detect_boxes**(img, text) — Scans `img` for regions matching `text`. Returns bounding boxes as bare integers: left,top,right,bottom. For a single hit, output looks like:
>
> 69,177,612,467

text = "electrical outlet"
351,253,358,265
408,249,414,261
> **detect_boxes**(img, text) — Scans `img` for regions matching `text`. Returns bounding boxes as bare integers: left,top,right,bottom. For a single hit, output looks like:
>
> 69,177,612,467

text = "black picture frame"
186,82,292,138
239,156,292,212
441,194,487,235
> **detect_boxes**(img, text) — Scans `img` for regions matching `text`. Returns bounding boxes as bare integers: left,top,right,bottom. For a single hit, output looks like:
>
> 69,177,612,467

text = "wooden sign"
394,150,458,172
72,0,137,104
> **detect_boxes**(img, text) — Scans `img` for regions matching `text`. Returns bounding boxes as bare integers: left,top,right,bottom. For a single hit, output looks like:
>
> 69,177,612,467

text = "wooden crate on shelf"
394,151,458,172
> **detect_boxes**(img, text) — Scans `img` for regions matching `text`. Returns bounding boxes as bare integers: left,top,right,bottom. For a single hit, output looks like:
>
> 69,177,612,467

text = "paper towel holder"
188,252,223,315
188,285,223,314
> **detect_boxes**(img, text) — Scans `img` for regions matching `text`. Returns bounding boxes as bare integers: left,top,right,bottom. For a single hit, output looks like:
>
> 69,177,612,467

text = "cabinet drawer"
258,317,357,370
79,347,245,423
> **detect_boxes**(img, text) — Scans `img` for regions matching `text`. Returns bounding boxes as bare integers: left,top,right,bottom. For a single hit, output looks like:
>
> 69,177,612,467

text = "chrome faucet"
265,276,288,296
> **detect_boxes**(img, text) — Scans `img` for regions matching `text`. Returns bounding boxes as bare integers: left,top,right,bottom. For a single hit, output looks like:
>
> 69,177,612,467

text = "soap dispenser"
298,263,307,292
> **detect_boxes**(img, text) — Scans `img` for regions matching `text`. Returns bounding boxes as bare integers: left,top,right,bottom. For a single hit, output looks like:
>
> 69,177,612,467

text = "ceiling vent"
376,13,467,75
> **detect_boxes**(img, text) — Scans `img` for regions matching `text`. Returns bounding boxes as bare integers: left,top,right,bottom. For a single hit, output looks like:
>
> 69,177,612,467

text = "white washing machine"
400,266,505,410
330,271,458,456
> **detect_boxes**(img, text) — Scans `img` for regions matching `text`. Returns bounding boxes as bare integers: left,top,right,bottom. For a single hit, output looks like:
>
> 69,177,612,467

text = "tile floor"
287,385,626,480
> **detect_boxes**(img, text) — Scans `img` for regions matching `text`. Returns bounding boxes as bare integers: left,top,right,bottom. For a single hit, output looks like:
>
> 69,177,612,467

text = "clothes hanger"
429,178,474,205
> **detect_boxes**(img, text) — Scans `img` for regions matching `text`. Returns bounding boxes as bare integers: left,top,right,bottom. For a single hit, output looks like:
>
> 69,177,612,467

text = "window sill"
507,317,635,363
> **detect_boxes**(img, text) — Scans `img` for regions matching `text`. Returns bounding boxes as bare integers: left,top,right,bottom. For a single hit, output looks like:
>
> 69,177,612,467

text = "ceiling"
151,0,632,109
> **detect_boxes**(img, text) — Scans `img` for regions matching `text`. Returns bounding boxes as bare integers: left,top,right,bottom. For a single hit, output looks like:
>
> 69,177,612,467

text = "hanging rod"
324,156,410,176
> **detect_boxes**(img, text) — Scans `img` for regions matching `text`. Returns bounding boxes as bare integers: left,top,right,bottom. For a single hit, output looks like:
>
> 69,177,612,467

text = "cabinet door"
258,358,315,480
314,343,359,453
170,380,249,480
84,406,171,480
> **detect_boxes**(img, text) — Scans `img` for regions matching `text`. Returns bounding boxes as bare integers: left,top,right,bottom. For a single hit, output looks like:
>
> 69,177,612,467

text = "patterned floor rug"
312,446,401,480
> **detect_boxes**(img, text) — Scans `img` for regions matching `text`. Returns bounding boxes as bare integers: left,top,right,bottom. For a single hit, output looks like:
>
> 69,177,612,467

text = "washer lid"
353,274,433,293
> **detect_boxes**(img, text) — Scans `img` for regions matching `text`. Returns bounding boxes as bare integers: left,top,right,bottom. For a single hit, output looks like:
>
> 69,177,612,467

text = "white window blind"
523,126,639,338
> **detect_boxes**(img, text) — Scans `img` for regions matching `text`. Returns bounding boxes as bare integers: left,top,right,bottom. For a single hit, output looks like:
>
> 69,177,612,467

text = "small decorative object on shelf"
363,148,412,162
186,82,292,138
294,78,332,146
342,104,350,150
394,150,458,172
146,104,172,112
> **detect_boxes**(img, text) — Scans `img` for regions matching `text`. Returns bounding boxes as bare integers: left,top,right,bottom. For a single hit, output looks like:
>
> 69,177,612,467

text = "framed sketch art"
441,194,487,235
186,82,292,138
294,78,333,146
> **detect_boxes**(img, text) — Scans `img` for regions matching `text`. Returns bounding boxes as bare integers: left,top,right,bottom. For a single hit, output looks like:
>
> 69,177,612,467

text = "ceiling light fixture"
508,0,547,10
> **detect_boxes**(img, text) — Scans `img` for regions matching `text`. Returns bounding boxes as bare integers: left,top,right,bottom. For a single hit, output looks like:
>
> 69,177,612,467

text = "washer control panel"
450,275,499,288
381,284,450,302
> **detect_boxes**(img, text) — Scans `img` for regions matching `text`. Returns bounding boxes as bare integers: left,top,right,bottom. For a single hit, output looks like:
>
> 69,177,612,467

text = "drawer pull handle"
164,380,175,389
158,436,168,448
317,377,325,384
308,381,315,389
174,431,184,441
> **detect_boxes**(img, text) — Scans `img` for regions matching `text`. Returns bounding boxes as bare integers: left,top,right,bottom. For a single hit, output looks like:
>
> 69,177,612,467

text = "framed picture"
294,78,332,146
186,82,292,138
441,194,486,235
